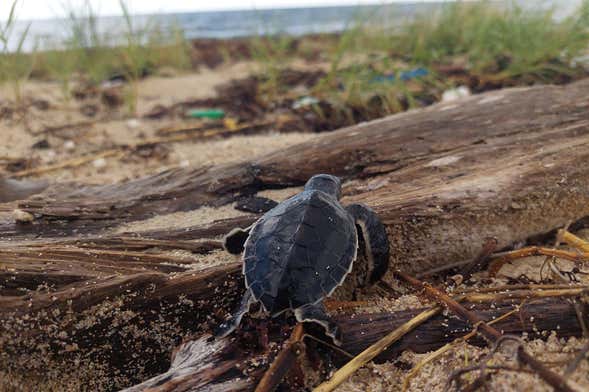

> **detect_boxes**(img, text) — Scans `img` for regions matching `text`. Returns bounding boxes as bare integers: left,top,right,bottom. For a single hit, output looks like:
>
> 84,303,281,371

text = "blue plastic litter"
371,67,429,83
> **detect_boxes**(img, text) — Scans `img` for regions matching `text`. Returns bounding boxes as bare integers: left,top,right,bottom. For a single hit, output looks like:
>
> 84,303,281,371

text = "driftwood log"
127,298,588,391
2,79,589,389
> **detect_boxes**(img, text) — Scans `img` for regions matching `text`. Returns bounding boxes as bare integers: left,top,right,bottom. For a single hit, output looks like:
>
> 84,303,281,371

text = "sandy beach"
1,54,588,391
3,2,589,389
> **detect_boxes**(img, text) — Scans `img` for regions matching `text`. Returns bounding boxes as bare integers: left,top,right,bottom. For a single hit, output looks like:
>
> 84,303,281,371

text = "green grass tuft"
309,0,589,125
0,0,34,107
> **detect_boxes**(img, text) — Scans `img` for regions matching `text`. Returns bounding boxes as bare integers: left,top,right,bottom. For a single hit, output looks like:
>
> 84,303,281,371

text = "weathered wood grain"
126,298,588,391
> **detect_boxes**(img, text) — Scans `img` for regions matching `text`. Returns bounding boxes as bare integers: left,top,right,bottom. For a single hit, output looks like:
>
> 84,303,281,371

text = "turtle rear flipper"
346,203,390,285
223,225,253,254
294,302,342,345
215,289,254,338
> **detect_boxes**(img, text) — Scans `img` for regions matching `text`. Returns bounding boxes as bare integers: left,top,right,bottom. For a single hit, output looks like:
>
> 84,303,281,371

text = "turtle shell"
243,189,357,315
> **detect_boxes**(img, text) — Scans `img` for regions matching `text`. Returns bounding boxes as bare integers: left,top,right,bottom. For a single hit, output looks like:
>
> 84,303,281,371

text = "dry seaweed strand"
564,341,589,378
402,305,521,391
254,323,304,392
548,229,589,337
554,229,589,378
449,364,535,391
12,149,124,178
314,285,586,392
447,336,533,391
312,306,443,392
394,270,576,392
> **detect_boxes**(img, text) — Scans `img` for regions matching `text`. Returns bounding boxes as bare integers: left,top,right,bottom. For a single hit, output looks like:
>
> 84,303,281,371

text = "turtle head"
305,174,342,200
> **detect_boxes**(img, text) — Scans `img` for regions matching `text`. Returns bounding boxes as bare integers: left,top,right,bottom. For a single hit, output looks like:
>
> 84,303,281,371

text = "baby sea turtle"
216,174,389,344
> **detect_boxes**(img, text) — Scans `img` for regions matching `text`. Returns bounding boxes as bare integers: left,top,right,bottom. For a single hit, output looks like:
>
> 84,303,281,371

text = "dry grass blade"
559,229,589,253
156,120,273,136
137,125,246,146
33,119,100,136
12,149,123,178
463,287,589,303
313,306,442,392
456,283,588,295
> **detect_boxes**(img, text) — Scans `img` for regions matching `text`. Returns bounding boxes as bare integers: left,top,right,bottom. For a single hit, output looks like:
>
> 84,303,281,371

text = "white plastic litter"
442,86,471,102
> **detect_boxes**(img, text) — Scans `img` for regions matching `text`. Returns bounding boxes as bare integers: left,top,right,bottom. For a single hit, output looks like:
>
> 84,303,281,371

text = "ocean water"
6,1,582,52
9,4,422,52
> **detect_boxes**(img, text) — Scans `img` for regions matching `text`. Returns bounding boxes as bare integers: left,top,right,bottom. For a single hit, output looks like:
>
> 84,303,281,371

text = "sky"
1,0,449,21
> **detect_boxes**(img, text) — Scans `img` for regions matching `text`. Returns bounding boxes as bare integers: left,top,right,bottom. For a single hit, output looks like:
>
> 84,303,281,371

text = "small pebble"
64,140,76,150
93,158,107,169
449,274,464,286
13,209,34,223
127,119,141,129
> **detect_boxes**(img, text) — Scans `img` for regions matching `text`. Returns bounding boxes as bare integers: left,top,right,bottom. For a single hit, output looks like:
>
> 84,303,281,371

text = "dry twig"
255,323,305,392
489,247,589,276
402,306,520,391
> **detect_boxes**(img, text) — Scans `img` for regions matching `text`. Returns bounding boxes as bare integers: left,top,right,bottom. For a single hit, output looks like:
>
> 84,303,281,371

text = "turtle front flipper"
346,203,390,285
215,289,254,338
223,225,253,254
294,302,342,345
